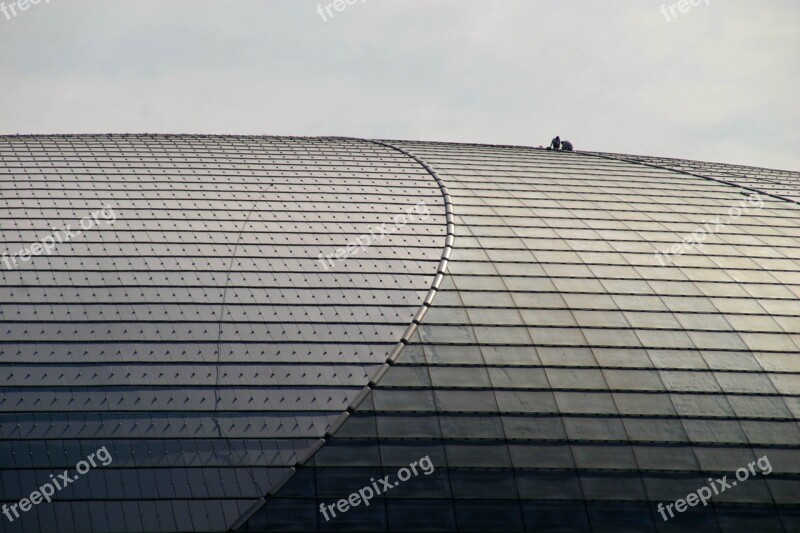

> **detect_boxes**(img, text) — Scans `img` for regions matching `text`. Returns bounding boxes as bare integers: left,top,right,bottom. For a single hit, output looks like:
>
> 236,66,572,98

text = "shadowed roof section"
241,139,800,533
0,135,447,532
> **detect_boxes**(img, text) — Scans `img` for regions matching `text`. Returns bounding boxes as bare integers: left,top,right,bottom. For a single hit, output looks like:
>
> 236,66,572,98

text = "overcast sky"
1,1,798,170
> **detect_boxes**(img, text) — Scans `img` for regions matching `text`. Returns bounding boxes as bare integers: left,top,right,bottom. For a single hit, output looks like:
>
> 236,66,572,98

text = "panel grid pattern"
0,135,446,533
587,151,800,205
245,141,800,532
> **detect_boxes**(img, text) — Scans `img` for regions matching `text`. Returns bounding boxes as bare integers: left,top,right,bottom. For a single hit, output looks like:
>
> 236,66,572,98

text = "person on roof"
548,136,561,150
561,140,573,151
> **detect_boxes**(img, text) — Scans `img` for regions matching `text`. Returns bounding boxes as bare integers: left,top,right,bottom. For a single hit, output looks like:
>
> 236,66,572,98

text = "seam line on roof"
582,151,800,208
229,137,455,531
212,169,279,532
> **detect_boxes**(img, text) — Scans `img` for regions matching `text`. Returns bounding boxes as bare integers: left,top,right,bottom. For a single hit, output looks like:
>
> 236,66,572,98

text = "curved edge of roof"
228,137,456,532
0,133,796,174
581,151,800,208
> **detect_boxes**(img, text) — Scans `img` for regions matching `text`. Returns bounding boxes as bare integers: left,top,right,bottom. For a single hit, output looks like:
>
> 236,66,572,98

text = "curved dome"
0,135,446,532
1,135,799,533
243,140,800,533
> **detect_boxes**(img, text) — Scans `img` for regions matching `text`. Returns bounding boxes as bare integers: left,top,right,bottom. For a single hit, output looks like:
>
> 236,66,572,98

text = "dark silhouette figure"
549,136,561,150
561,140,573,151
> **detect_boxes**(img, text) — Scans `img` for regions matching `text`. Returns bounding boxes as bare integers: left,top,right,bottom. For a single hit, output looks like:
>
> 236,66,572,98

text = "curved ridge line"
582,151,800,208
230,136,455,531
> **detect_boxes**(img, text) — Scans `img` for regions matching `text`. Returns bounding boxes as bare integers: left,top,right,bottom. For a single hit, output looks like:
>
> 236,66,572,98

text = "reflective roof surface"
0,135,446,532
1,135,798,532
244,140,800,532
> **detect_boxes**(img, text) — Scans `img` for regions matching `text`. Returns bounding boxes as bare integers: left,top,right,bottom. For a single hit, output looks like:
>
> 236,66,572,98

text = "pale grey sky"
1,0,798,170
